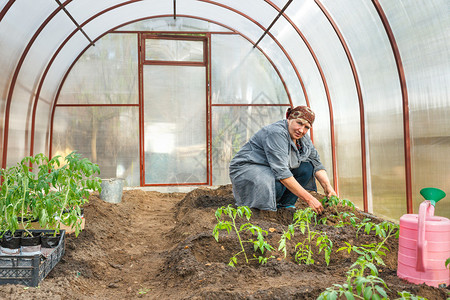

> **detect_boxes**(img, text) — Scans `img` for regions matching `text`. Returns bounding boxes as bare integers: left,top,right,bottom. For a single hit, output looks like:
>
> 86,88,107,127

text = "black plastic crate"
0,229,65,287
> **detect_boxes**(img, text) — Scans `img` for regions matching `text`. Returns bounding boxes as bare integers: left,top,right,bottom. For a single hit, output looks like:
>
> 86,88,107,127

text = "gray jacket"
229,119,325,211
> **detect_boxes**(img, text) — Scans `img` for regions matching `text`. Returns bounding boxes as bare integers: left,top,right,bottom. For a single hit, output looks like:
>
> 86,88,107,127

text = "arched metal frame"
49,14,295,186
0,0,413,213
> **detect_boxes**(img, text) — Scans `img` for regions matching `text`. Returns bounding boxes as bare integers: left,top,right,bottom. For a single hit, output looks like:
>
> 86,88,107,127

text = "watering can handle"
416,200,434,272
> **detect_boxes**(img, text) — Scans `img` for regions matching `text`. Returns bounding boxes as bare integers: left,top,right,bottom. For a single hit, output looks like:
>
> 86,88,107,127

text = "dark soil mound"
0,186,447,299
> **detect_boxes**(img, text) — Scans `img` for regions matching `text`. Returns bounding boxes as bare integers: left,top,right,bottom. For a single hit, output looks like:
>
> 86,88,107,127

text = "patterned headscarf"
286,106,315,125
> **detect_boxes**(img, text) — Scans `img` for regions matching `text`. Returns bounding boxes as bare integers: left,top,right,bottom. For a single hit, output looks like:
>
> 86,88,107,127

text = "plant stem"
231,217,248,263
375,226,395,253
21,177,32,236
56,182,71,237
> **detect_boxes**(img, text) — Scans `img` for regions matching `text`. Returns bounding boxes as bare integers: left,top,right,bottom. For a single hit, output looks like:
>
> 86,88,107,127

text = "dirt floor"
0,185,448,299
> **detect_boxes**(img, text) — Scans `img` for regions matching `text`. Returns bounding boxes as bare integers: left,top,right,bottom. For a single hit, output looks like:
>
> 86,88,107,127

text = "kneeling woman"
229,106,336,214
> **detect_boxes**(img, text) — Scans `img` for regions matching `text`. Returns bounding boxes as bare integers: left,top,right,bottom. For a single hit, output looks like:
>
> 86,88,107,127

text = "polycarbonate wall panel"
179,0,263,41
208,0,277,28
59,34,138,105
380,0,450,218
64,0,125,22
211,35,289,105
0,1,58,165
211,106,286,185
82,1,172,39
7,11,76,165
323,0,406,219
52,106,140,186
117,17,232,32
281,1,364,207
0,1,57,105
270,2,335,195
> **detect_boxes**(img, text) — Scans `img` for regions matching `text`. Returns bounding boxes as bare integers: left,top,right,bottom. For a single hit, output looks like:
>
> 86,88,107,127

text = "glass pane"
143,65,206,184
52,106,140,186
211,35,289,105
211,106,286,185
59,34,138,105
145,38,204,62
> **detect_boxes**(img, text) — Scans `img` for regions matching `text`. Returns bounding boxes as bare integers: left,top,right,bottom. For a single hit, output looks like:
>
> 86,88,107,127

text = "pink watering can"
397,187,450,287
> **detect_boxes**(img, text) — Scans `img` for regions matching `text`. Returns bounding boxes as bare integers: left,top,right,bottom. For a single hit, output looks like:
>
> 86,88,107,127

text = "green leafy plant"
445,257,449,269
338,242,388,267
0,151,101,238
213,205,274,267
279,208,332,265
396,291,428,300
338,221,399,267
320,196,359,228
318,256,389,300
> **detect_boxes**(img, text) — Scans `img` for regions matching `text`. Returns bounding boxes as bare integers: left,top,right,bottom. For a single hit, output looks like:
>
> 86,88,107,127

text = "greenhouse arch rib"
0,0,14,23
44,14,294,157
314,0,368,212
197,0,310,107
1,0,72,170
371,0,412,213
264,0,338,195
3,0,300,169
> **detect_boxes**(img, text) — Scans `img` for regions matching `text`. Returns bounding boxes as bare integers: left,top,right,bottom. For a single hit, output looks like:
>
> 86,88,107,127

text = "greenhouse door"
140,35,209,185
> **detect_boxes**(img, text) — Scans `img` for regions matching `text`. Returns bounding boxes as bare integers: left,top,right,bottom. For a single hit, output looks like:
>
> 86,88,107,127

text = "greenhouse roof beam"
54,0,95,46
173,0,176,19
254,0,292,49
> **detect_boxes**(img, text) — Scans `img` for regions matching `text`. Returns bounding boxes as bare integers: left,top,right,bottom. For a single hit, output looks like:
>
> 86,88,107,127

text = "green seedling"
138,287,151,295
318,256,390,300
279,208,332,265
213,205,274,267
396,291,428,300
338,221,398,267
320,196,358,228
338,242,388,266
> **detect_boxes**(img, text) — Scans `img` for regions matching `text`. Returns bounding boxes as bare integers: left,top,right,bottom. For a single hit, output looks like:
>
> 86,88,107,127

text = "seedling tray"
0,229,65,287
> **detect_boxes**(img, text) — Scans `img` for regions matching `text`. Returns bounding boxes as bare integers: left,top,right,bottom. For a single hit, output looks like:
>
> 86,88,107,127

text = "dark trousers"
275,161,317,207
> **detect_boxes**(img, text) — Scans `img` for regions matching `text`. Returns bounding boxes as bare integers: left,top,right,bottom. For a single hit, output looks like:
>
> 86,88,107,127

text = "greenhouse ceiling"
0,0,449,220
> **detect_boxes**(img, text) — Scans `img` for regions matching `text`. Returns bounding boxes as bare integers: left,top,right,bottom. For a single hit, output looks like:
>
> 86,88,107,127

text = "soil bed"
0,185,447,299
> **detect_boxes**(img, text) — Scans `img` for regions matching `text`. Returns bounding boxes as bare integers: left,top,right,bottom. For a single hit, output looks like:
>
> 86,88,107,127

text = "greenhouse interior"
0,0,449,221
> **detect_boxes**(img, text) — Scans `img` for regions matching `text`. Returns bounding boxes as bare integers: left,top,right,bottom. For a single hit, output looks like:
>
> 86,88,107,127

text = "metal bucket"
100,178,124,204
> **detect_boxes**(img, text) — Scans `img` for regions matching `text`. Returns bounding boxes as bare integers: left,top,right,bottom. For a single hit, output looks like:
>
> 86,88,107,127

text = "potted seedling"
0,157,38,255
0,151,101,257
33,150,101,257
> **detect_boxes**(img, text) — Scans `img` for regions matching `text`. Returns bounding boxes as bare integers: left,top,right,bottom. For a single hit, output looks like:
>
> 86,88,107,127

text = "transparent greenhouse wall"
277,0,364,208
380,0,450,218
0,1,66,166
211,34,289,185
53,34,140,186
212,106,286,185
322,0,407,220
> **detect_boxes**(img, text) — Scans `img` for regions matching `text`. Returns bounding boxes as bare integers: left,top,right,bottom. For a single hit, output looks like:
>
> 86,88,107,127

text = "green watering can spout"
420,187,446,206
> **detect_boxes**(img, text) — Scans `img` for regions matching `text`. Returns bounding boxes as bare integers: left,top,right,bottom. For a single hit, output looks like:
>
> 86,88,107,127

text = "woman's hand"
305,196,324,214
280,176,324,214
324,186,337,199
315,170,338,199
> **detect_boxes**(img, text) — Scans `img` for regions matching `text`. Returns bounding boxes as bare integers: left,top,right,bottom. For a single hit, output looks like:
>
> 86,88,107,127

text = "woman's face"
288,118,311,141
